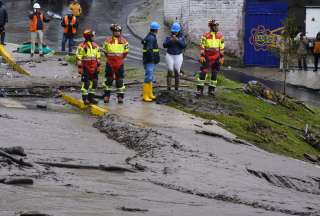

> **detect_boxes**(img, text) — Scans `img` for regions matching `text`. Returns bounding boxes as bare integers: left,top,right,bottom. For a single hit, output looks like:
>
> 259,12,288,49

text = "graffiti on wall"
249,25,284,51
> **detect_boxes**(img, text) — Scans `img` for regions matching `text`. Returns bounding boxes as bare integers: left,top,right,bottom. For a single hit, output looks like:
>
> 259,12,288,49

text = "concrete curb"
0,45,32,76
61,92,108,117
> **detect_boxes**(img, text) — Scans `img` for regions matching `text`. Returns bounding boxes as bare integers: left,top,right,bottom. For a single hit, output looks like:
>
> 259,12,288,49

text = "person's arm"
61,17,66,27
123,39,129,59
163,36,172,48
176,36,187,49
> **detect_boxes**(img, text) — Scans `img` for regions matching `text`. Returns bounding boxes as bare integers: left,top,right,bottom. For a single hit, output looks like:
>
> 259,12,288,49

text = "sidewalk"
127,0,320,90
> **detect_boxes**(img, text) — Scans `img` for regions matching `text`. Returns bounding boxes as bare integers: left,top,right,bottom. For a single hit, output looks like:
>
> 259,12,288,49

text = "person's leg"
115,65,125,104
314,54,318,71
143,63,153,102
38,30,44,56
298,55,302,70
88,73,98,104
30,32,36,57
208,61,219,95
81,70,90,104
61,34,67,52
68,36,74,54
173,54,183,90
165,53,174,90
0,25,5,45
303,55,307,71
103,63,114,103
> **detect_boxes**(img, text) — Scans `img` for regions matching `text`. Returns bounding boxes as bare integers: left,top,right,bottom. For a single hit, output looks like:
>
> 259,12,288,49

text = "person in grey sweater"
0,1,8,45
296,32,308,71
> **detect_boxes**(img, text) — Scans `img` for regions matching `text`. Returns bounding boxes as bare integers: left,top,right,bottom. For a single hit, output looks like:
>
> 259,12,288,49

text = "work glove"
199,56,206,64
219,58,224,65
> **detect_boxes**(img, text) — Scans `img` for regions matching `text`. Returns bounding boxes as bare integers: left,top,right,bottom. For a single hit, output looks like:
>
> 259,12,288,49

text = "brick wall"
164,0,245,57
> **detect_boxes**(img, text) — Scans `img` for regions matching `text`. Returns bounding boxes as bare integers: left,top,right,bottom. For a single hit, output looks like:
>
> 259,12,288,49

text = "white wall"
164,0,245,57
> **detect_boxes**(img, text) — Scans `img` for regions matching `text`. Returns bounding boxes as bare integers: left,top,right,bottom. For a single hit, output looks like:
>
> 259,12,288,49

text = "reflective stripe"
117,85,126,93
195,73,205,86
81,82,88,95
107,53,124,57
82,57,98,61
208,80,218,87
143,49,159,53
205,74,211,84
89,81,95,93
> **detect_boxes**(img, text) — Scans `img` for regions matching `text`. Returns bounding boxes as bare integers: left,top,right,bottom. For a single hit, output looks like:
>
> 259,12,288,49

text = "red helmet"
83,29,95,40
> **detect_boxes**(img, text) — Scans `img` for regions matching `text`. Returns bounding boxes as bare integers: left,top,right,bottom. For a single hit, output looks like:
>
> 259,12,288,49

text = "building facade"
164,0,320,66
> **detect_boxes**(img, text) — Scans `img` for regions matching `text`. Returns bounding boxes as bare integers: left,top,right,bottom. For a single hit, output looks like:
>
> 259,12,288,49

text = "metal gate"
244,2,288,67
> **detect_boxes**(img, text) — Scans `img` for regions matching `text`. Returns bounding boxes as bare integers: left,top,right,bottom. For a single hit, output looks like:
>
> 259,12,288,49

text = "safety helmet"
171,22,181,33
150,21,160,30
110,24,122,32
83,29,95,40
33,3,41,9
208,19,219,27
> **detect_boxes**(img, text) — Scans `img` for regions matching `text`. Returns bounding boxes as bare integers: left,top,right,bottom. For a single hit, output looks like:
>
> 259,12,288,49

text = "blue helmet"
171,22,181,33
150,21,160,30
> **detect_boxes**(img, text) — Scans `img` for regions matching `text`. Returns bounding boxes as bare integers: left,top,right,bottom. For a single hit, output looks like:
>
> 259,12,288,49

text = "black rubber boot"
117,93,124,104
82,95,90,105
196,85,204,97
103,91,111,104
167,70,172,90
88,93,98,104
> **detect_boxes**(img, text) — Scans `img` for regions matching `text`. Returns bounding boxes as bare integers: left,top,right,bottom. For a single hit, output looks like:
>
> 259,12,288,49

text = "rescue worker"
197,19,224,96
28,3,50,58
103,24,129,104
61,9,78,54
69,0,82,17
0,1,8,45
163,22,186,90
142,21,160,102
76,29,101,105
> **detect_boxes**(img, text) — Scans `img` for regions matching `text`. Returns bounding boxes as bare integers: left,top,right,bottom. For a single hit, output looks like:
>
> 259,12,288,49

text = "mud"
156,89,239,115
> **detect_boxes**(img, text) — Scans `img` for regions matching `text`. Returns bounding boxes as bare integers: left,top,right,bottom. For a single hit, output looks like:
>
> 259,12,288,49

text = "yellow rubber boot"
143,83,152,102
149,83,156,100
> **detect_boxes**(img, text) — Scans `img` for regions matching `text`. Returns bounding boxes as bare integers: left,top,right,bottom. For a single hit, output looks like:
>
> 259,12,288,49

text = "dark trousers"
314,54,320,71
104,63,125,95
298,55,307,70
61,34,74,54
0,25,5,44
81,69,98,96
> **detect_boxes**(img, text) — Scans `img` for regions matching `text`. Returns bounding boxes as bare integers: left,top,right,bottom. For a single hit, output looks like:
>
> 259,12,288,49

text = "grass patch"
169,75,320,159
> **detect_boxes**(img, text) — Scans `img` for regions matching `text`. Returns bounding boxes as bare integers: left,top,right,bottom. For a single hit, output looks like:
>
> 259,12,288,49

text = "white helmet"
33,3,41,9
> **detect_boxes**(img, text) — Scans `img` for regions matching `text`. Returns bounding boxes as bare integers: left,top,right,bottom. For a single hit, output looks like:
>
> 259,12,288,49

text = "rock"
304,153,318,163
203,120,214,125
1,146,26,156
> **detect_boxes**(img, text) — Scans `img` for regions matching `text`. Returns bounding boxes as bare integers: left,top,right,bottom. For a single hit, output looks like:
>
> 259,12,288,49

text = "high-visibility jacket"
62,15,77,35
142,32,160,64
29,13,44,32
200,31,225,61
69,2,82,17
76,41,101,74
104,36,128,67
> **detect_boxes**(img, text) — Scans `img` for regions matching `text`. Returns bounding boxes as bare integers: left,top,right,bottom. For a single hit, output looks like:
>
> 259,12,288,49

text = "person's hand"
171,35,177,42
219,58,224,65
199,56,206,64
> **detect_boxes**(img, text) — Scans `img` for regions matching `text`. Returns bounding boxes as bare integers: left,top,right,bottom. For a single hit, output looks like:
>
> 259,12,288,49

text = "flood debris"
0,149,33,167
303,153,320,164
0,146,26,156
36,161,136,173
0,113,15,119
0,177,34,185
118,206,149,212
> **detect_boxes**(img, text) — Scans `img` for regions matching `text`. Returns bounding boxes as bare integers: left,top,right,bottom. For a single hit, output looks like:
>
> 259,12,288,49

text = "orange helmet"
83,29,95,40
208,19,219,27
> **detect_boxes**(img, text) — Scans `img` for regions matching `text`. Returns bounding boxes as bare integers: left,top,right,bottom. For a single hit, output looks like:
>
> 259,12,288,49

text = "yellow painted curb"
0,45,32,76
61,92,108,116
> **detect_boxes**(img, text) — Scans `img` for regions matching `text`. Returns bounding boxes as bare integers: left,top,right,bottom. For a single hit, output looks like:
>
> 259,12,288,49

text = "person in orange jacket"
197,19,225,96
103,24,129,104
76,29,101,105
61,9,78,54
28,3,50,58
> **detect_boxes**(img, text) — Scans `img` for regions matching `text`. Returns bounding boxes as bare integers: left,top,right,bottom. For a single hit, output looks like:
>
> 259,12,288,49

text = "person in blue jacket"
141,21,160,102
163,22,186,90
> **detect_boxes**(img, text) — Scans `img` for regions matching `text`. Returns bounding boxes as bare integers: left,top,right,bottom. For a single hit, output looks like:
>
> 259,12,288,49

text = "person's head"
83,29,95,42
110,24,122,37
150,21,160,34
316,32,320,41
299,32,305,39
208,19,219,32
171,22,181,35
33,3,41,12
